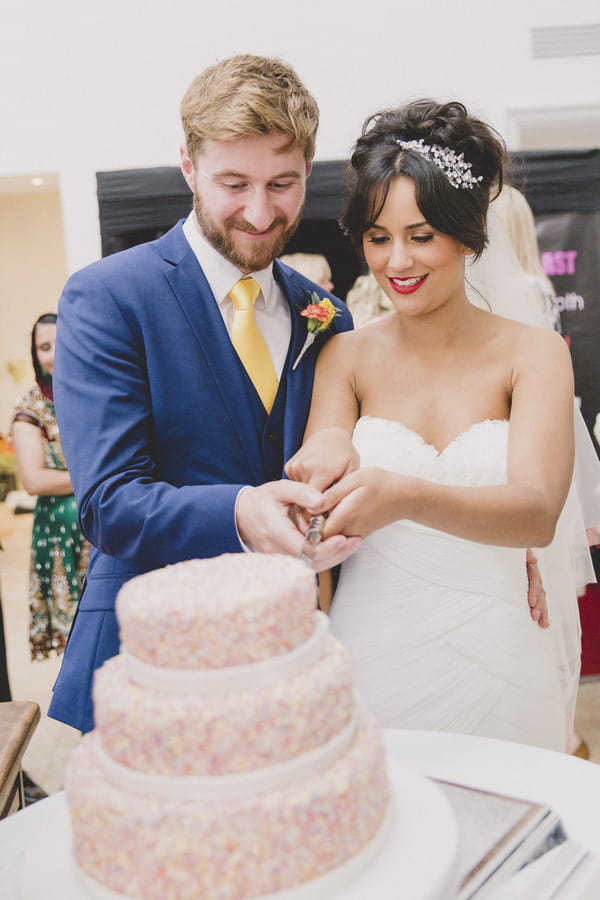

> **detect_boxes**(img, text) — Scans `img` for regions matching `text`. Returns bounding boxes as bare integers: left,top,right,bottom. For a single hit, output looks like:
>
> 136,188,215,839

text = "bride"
286,99,578,752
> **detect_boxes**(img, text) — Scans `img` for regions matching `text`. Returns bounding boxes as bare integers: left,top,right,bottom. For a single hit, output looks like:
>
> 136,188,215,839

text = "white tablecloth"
1,729,599,894
383,729,600,854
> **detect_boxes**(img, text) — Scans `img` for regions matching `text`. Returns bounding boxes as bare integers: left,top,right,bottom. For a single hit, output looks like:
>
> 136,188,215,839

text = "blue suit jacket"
48,221,353,732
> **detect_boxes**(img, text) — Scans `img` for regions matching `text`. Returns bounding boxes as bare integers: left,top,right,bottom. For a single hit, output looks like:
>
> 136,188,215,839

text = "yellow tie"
229,277,278,413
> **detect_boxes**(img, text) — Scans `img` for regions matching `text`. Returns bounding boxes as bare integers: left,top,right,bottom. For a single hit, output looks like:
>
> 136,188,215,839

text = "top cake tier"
116,554,318,668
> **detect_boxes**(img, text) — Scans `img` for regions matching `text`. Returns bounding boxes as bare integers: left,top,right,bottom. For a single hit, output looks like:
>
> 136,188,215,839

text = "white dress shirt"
182,213,291,377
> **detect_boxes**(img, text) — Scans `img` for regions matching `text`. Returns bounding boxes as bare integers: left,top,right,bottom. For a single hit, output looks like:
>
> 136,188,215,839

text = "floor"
1,503,81,793
1,502,599,797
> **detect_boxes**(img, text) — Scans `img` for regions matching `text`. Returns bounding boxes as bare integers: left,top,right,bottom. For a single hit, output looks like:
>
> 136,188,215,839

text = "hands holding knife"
234,428,363,573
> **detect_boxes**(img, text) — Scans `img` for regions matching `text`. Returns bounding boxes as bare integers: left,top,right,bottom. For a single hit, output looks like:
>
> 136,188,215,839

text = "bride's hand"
285,428,359,492
321,467,403,538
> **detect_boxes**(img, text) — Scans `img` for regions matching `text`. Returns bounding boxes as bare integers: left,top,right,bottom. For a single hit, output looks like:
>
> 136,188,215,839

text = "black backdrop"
516,150,600,451
97,160,362,299
96,150,600,446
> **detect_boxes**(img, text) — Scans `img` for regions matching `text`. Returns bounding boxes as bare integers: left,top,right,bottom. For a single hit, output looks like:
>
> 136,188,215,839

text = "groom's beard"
194,195,304,273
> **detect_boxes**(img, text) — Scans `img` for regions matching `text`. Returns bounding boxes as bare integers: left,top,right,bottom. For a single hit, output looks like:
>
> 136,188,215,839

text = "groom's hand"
235,481,361,572
526,549,549,628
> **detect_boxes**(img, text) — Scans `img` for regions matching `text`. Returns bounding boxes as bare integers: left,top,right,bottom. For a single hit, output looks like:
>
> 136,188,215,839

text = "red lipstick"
388,275,427,295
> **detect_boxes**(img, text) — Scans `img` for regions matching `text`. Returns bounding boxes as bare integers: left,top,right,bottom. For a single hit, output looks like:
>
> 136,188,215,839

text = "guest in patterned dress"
11,313,89,660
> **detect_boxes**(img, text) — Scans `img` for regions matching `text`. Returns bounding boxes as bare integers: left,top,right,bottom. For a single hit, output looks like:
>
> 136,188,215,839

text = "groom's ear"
463,246,476,257
180,145,196,192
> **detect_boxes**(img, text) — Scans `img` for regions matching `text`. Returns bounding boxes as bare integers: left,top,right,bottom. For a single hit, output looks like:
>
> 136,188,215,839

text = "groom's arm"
55,264,360,571
54,269,244,566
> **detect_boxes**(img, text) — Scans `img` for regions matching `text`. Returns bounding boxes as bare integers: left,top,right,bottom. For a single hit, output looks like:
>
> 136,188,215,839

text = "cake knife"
297,514,326,566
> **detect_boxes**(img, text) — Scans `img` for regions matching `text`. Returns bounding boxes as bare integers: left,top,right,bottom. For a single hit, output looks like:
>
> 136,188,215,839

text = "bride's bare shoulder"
486,316,572,381
518,324,572,369
485,311,563,345
501,317,566,349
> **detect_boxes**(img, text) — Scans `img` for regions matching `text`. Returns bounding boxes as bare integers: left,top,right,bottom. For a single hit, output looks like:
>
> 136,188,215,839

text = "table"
383,729,600,855
0,702,40,818
0,729,599,894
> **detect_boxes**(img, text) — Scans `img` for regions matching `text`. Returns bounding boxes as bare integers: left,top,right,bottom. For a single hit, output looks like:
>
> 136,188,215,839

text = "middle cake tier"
93,630,355,776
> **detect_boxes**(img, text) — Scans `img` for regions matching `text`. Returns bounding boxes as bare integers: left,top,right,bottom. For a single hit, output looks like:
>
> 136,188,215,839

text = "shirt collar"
182,213,277,311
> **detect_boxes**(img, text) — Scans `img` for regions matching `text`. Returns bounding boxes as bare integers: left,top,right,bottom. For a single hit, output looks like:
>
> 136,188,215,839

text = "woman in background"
490,185,599,758
11,313,89,661
491,184,561,331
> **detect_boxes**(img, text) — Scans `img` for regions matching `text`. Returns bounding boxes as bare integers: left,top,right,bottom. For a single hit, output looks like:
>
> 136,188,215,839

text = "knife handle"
305,514,326,544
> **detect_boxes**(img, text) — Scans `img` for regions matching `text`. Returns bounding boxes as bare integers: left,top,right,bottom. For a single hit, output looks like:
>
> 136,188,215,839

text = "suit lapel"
274,262,320,461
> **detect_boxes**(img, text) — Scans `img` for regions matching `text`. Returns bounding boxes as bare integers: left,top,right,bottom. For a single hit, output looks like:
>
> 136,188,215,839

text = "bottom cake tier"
66,716,390,900
21,763,460,900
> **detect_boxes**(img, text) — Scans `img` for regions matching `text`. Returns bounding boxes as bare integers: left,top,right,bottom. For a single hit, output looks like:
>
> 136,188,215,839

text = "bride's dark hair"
341,99,506,260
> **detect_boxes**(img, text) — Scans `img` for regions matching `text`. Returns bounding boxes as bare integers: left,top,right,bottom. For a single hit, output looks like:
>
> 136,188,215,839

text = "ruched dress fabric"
329,416,568,752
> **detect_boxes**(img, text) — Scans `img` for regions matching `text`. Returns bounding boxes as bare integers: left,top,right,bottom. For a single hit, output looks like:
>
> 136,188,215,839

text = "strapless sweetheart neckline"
357,416,509,457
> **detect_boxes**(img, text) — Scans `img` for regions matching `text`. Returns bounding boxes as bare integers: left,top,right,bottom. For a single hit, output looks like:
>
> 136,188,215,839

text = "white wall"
1,0,599,273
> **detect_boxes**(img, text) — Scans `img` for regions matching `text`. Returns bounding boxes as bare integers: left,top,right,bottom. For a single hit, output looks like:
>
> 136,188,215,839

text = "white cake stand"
330,762,459,900
18,763,458,900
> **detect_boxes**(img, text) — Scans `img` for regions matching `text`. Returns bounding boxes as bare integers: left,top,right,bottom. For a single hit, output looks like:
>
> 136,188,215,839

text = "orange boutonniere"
292,292,340,370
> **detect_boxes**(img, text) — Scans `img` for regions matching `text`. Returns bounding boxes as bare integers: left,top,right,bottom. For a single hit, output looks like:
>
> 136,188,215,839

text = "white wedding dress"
329,415,569,751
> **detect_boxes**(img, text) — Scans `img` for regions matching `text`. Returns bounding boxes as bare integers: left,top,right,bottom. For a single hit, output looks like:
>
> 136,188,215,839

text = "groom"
48,54,356,734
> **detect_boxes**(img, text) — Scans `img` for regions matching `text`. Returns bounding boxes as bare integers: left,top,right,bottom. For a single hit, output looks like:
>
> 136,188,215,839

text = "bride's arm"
321,328,575,548
285,332,361,492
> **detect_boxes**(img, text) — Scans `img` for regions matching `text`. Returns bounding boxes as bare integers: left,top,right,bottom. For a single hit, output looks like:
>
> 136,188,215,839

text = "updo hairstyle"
341,99,507,260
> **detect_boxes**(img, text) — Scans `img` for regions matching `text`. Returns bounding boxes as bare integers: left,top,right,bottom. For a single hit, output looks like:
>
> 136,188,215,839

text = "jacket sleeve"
54,267,244,569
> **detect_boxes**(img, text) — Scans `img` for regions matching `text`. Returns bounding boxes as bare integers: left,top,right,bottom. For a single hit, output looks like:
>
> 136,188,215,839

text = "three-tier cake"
65,554,391,899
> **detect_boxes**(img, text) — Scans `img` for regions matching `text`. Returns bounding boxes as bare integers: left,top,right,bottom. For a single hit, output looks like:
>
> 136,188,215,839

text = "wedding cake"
64,553,392,899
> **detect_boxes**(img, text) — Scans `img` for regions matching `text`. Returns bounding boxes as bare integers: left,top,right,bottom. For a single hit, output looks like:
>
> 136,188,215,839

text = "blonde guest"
279,252,334,293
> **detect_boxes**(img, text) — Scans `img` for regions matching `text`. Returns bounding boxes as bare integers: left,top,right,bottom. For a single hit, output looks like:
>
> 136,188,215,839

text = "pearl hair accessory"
396,138,483,190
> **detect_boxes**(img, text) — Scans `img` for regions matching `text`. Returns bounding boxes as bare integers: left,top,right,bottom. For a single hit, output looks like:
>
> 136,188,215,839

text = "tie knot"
229,277,261,311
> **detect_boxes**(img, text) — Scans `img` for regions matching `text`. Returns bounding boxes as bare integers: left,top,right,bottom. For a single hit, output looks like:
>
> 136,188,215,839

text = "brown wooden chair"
0,701,40,817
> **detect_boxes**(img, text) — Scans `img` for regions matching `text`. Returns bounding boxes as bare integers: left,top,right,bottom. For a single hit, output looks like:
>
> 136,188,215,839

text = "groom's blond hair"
181,54,319,162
